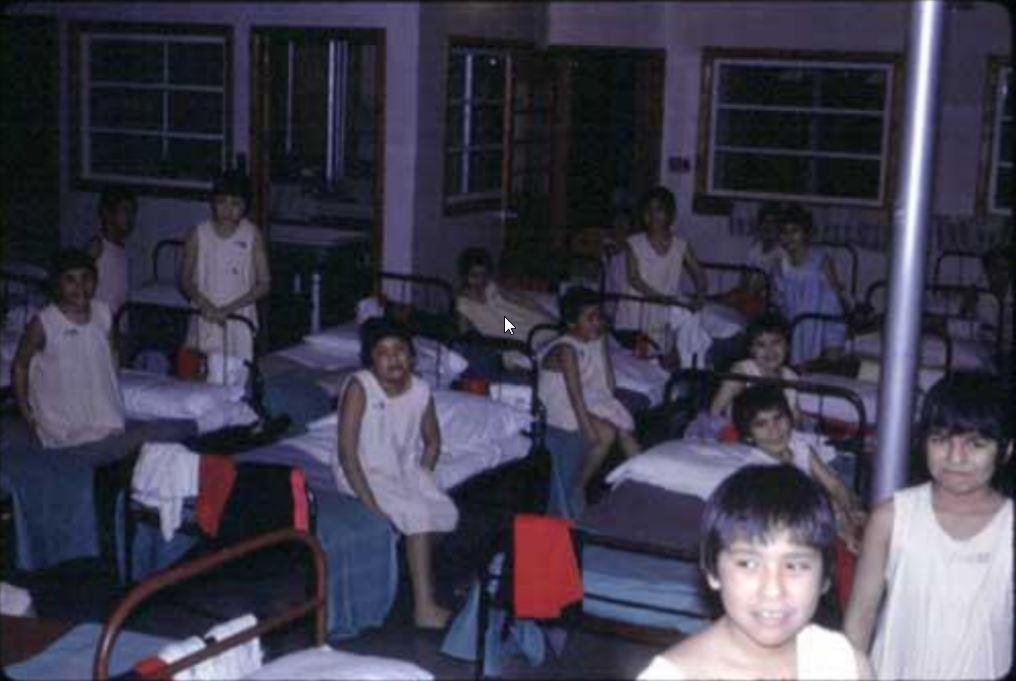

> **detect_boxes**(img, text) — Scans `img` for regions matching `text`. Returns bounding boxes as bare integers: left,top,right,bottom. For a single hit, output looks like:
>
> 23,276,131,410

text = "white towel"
131,442,200,541
203,613,264,680
356,296,384,325
156,636,206,681
0,581,34,616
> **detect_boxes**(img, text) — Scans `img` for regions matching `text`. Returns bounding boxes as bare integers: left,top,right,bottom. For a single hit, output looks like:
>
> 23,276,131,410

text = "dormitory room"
0,1,1011,679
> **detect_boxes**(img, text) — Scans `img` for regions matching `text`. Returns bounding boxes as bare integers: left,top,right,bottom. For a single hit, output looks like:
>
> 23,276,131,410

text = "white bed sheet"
852,330,989,371
796,372,883,427
119,369,258,433
249,646,433,680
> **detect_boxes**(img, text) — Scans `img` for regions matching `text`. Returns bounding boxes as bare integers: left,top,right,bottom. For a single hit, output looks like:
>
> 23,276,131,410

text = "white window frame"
986,64,1012,216
77,28,229,190
445,45,509,206
704,56,895,207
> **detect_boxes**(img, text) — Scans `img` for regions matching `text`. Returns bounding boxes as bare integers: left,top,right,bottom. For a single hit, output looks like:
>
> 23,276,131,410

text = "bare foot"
414,604,452,630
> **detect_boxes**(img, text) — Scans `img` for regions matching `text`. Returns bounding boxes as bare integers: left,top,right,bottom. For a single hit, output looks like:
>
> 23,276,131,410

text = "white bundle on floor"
156,614,263,681
131,442,200,541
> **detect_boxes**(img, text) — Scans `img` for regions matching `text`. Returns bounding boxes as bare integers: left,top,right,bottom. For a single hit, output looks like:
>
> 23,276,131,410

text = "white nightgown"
332,370,458,535
538,334,634,433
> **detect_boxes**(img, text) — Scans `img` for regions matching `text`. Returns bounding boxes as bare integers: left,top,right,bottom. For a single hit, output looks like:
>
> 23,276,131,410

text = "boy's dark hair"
98,187,137,214
757,201,784,225
915,372,1012,488
457,247,494,280
732,384,793,441
211,170,251,207
559,286,600,326
779,203,814,233
49,248,97,295
638,186,676,227
745,312,790,348
700,464,838,583
359,317,415,368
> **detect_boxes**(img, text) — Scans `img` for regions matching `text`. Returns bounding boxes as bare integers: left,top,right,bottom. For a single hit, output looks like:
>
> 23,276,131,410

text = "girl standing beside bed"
335,317,458,629
11,249,125,448
844,372,1012,680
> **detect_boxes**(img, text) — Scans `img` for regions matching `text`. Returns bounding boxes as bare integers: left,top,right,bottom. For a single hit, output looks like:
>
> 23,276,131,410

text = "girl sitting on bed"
772,203,851,366
334,317,458,629
455,247,555,341
638,465,873,680
709,312,800,419
844,372,1012,680
12,249,125,448
732,385,865,553
539,286,640,498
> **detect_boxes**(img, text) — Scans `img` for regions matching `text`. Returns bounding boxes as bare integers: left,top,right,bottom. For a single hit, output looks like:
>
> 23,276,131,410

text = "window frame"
443,37,523,215
69,21,233,199
976,56,1012,217
694,47,904,212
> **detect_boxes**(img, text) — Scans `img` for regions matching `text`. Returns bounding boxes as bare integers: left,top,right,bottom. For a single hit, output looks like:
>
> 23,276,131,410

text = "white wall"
8,1,421,285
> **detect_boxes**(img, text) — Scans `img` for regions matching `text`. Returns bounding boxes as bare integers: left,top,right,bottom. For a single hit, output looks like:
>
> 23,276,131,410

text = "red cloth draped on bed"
512,514,583,619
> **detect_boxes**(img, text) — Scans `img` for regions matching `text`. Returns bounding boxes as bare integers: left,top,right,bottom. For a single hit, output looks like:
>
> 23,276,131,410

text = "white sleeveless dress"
332,370,458,535
29,301,125,448
615,233,688,346
185,219,259,385
456,282,553,368
637,624,861,680
773,248,845,364
538,334,634,433
871,483,1013,680
93,235,128,317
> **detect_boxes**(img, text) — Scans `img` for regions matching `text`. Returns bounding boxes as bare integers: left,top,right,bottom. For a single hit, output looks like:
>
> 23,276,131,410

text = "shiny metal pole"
872,0,946,504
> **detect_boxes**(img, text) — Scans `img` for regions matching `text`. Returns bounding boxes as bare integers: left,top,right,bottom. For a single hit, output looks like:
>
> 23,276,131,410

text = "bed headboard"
1,266,50,331
932,249,984,288
696,260,772,309
151,238,185,283
377,271,457,342
94,528,326,680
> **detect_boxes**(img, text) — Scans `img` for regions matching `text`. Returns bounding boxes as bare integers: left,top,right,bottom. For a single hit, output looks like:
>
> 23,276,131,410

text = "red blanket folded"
195,454,237,537
513,514,583,619
290,468,310,532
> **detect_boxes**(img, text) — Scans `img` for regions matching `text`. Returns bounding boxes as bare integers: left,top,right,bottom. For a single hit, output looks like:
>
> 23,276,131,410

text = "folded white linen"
247,645,434,680
132,442,200,541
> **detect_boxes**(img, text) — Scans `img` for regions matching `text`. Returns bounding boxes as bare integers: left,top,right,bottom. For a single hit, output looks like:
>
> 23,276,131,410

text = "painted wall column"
872,0,946,504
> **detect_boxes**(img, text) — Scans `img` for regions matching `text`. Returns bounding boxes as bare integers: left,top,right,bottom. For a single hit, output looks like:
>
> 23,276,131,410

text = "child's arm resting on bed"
336,378,386,519
12,316,44,428
420,397,441,471
843,500,894,652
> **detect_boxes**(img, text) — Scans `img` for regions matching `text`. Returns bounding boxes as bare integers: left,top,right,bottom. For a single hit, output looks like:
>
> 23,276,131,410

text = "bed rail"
932,249,983,287
814,240,859,299
94,528,326,680
697,260,772,310
151,238,185,282
377,270,457,341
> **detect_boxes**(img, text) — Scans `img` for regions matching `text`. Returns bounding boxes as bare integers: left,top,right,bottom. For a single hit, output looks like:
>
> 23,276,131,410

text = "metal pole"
872,0,946,504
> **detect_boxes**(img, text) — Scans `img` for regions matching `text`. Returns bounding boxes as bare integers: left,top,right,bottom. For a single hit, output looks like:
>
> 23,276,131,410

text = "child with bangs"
845,372,1012,680
638,465,872,680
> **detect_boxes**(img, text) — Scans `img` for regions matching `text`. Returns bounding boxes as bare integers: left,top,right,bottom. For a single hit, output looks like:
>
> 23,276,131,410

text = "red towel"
176,346,205,380
719,422,741,443
133,656,169,680
835,538,857,611
290,468,310,532
513,514,583,619
195,454,237,537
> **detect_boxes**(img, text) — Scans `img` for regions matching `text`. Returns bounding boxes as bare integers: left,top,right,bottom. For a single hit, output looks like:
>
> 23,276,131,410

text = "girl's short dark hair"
745,312,790,348
457,247,494,280
732,385,792,440
211,170,251,207
757,201,785,224
559,286,600,326
359,317,415,368
638,186,676,227
700,464,838,583
915,372,1012,488
50,248,97,283
779,203,813,233
98,187,137,214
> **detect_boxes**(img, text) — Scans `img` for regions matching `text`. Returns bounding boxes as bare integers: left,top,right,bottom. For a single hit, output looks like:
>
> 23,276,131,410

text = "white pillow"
120,369,246,421
249,646,433,681
303,324,361,353
606,438,774,500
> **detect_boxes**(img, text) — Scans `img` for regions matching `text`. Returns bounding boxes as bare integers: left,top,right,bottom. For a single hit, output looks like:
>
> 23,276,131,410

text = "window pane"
818,69,887,110
713,151,810,194
166,138,222,180
999,125,1012,164
815,115,883,154
91,39,164,83
168,41,224,86
719,64,816,107
169,91,223,134
995,166,1012,211
448,52,466,100
815,158,881,199
471,54,505,101
716,109,809,149
467,150,502,194
470,103,504,146
447,106,464,149
90,132,163,177
90,87,163,130
444,151,463,196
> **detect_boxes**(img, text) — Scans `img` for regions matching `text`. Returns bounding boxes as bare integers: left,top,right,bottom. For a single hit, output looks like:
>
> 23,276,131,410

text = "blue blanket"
0,417,196,571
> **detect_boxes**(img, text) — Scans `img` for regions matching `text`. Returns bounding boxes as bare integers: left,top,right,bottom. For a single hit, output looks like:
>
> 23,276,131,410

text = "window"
981,61,1012,215
72,24,230,191
697,49,899,207
444,46,509,208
